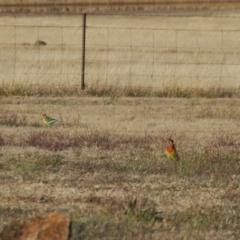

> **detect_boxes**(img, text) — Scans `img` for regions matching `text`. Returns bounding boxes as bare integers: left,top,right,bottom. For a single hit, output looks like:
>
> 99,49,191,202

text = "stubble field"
0,96,240,239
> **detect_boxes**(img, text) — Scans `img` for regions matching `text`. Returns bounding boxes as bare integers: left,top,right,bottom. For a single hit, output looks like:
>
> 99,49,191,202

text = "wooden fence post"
81,13,86,90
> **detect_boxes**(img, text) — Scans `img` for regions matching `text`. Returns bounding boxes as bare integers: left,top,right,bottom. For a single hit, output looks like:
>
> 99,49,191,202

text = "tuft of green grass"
125,199,163,226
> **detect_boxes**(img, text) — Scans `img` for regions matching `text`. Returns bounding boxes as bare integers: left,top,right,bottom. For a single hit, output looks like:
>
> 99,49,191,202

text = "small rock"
0,212,70,240
34,40,47,46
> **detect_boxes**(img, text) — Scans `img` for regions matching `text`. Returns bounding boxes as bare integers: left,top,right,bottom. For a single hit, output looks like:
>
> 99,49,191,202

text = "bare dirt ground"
0,96,240,239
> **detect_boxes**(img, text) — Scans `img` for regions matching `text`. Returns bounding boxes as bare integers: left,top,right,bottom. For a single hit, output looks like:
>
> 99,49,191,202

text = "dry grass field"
0,96,240,239
0,12,240,239
1,14,240,92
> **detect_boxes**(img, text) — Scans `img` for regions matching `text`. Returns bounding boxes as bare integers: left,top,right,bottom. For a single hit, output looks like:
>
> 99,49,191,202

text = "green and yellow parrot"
42,113,58,126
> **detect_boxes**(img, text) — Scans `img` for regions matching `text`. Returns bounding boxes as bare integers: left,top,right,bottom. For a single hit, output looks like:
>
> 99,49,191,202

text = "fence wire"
0,25,82,86
86,26,240,89
1,15,240,91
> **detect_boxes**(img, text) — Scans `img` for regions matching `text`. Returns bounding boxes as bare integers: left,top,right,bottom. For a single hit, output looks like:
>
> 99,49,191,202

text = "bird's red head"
42,113,46,118
167,138,174,144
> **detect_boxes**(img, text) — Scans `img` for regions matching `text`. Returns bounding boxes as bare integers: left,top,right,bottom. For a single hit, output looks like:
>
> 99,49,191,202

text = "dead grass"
0,96,240,239
0,113,27,127
0,84,240,98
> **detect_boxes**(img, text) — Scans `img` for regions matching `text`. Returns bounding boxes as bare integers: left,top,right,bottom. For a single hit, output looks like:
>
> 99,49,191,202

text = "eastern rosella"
165,138,180,161
42,113,58,126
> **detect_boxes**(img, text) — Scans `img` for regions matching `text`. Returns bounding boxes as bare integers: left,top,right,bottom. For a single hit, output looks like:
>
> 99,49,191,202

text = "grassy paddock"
0,95,240,239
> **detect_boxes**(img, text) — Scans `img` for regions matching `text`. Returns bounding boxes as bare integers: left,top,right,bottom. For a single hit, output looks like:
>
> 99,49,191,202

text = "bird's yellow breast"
165,146,177,159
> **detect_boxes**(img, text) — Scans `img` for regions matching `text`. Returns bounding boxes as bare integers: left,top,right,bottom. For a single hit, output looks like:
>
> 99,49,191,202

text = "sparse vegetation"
0,84,240,98
0,113,27,127
1,10,240,239
0,96,240,239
